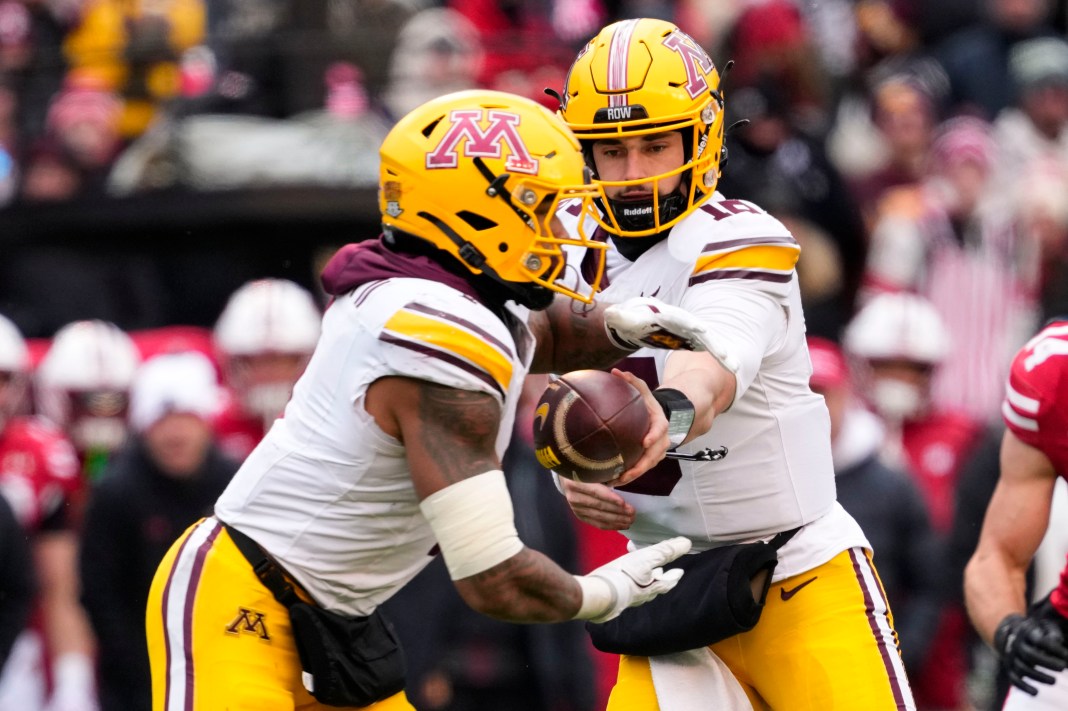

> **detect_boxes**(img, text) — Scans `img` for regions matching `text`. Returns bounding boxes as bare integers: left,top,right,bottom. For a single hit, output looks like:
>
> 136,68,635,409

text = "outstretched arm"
529,295,728,374
364,376,689,624
528,299,626,374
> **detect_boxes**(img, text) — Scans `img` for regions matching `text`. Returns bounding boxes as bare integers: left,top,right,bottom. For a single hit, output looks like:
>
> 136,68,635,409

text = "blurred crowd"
3,0,1068,710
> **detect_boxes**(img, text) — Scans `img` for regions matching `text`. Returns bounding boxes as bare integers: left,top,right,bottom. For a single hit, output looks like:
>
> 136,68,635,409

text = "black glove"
994,601,1068,696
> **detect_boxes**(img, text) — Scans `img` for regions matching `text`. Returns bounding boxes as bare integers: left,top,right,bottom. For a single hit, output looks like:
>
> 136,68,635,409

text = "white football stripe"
161,518,221,711
1005,381,1040,414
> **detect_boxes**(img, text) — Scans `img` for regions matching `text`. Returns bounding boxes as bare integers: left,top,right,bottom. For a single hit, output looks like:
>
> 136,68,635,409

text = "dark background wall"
0,187,380,337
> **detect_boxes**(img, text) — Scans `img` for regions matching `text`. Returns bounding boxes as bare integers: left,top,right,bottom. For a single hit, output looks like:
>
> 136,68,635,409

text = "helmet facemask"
589,115,721,234
34,319,140,454
480,164,608,307
224,352,309,425
62,389,131,453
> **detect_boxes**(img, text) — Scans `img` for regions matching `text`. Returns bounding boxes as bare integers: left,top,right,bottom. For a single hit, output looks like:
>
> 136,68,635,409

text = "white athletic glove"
573,536,692,623
43,653,99,711
604,297,739,373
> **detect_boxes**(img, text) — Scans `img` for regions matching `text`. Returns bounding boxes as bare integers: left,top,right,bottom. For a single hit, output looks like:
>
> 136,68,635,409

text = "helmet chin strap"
414,211,555,312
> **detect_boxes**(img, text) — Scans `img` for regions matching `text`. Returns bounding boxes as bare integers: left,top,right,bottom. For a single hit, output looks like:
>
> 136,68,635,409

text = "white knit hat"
130,352,220,433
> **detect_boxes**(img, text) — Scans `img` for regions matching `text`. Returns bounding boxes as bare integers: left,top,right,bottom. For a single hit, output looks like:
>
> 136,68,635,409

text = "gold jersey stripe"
383,310,513,392
693,244,800,276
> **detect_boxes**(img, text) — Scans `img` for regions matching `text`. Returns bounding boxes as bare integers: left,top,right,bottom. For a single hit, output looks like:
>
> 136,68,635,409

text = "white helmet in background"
214,279,321,356
213,279,321,423
843,292,950,421
844,292,950,364
36,320,141,452
0,313,29,429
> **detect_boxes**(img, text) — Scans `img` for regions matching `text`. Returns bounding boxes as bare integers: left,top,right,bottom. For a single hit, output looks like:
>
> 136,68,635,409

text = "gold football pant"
146,517,414,711
607,548,915,710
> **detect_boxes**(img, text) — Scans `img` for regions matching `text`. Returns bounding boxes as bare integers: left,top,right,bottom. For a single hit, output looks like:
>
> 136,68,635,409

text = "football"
532,370,650,484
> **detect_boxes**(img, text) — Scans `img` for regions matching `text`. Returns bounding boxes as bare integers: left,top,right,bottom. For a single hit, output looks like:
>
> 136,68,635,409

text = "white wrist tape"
572,574,617,621
419,470,524,580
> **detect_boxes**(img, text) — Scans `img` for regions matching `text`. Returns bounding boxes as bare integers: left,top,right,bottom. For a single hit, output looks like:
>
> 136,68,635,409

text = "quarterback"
965,320,1068,710
554,18,915,710
145,90,721,710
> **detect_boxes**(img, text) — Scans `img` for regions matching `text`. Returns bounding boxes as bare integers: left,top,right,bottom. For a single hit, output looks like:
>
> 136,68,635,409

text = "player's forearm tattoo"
467,548,580,622
532,299,624,373
416,382,500,485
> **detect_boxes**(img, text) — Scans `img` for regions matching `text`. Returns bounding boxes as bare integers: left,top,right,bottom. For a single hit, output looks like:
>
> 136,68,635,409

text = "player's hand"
994,610,1068,695
604,297,739,373
575,536,692,623
560,476,636,530
603,368,668,488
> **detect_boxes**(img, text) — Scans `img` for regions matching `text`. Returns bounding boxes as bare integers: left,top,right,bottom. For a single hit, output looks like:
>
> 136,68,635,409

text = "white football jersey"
559,194,869,580
214,277,534,615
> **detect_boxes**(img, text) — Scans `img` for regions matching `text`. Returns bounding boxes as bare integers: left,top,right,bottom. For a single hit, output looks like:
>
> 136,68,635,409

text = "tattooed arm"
528,295,722,373
364,375,688,623
365,375,584,621
528,297,629,374
366,376,502,495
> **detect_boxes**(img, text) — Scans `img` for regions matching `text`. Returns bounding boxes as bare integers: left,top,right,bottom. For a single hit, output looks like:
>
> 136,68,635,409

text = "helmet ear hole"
498,242,508,252
456,211,498,231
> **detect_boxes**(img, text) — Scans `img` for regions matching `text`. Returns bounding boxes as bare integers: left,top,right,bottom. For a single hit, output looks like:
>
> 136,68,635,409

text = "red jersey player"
965,318,1068,710
0,313,98,711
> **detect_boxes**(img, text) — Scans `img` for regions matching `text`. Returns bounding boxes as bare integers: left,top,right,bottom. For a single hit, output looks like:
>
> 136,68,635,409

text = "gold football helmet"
379,89,607,307
559,18,726,237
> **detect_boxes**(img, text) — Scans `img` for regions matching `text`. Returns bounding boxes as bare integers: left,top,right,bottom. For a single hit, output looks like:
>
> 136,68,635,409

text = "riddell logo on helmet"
426,109,538,174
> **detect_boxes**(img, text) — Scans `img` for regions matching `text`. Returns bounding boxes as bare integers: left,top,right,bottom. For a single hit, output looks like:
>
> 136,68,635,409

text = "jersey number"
700,199,763,221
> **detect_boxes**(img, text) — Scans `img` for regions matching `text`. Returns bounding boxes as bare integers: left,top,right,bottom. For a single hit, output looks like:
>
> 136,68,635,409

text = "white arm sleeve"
680,283,788,399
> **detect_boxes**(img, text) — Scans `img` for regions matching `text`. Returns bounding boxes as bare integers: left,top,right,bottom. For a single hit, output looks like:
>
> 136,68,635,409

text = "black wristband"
652,388,696,449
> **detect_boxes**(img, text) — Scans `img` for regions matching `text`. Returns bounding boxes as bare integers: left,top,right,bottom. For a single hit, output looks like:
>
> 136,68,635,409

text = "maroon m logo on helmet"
426,109,539,175
662,30,714,99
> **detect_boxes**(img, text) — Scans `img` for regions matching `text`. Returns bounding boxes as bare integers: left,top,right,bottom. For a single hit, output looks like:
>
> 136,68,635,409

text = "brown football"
531,370,649,484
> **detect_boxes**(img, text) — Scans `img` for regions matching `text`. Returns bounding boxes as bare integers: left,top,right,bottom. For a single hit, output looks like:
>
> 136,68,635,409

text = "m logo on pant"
226,608,271,640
